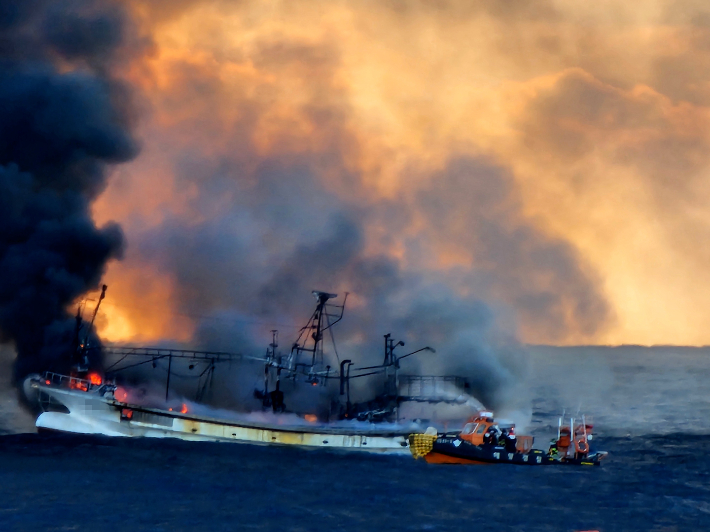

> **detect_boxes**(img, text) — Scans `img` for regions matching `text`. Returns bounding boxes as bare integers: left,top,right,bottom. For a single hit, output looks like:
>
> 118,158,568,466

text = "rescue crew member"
498,428,508,447
505,428,517,453
483,427,495,446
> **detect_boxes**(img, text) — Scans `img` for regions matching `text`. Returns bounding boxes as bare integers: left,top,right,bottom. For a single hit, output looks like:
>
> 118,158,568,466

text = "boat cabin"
458,412,533,452
459,414,495,445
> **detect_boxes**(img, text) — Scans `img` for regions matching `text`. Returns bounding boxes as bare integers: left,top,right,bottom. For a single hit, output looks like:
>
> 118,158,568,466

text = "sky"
80,0,710,348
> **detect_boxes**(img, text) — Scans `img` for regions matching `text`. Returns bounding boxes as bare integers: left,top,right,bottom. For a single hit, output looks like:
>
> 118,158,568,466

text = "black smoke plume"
0,0,139,381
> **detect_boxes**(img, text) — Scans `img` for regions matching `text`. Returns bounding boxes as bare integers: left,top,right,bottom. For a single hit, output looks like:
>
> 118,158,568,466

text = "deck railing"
41,372,104,392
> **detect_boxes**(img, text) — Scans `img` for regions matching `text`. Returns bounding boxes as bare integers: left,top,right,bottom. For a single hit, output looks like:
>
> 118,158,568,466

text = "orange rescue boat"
409,411,608,466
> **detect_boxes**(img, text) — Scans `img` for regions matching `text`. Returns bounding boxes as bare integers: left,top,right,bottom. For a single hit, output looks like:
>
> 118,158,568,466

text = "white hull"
33,382,411,454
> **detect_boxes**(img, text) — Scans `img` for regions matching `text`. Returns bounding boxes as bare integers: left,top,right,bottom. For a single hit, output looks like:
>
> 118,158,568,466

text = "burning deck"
29,373,412,454
25,290,483,453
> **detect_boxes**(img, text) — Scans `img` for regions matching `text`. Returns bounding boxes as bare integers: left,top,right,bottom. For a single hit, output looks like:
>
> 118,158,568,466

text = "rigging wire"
105,356,167,374
108,357,213,380
325,312,341,366
104,353,129,372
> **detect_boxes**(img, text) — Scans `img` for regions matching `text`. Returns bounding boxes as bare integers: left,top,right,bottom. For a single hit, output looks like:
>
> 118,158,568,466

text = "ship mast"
287,290,347,384
71,284,107,372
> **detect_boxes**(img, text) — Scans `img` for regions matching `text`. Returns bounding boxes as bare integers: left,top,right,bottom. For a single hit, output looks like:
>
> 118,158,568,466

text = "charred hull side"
31,377,412,454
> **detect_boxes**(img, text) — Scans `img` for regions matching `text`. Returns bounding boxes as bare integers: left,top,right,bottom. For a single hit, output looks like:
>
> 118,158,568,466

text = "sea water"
0,346,708,531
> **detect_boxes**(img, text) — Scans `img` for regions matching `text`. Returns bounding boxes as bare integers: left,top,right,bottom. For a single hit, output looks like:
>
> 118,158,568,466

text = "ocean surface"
0,346,709,531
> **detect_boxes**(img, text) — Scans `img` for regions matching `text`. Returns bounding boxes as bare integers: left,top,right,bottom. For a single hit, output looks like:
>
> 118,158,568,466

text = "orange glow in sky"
90,1,710,346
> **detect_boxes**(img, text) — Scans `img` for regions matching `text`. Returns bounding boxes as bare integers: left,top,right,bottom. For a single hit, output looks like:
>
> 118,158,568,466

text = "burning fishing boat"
26,290,480,454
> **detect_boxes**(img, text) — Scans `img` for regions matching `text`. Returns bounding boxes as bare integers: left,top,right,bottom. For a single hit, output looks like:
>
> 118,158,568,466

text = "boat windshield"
461,423,477,435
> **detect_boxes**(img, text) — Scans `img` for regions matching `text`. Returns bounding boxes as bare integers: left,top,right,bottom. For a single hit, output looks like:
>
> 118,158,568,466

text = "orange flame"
88,373,103,385
114,386,128,402
69,378,88,391
304,414,317,423
181,403,188,414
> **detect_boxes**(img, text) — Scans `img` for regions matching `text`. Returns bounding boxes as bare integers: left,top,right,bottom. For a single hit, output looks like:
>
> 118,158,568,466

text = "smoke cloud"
6,0,709,424
86,7,611,413
48,0,669,416
0,0,140,380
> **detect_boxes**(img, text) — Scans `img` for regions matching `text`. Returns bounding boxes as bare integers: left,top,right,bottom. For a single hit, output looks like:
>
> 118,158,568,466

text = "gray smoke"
0,0,140,381
98,3,611,415
133,154,605,412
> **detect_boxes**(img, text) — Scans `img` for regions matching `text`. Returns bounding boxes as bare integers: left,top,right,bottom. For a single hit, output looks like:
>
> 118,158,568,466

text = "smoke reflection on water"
91,344,710,439
525,346,710,439
3,344,710,439
0,347,37,434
